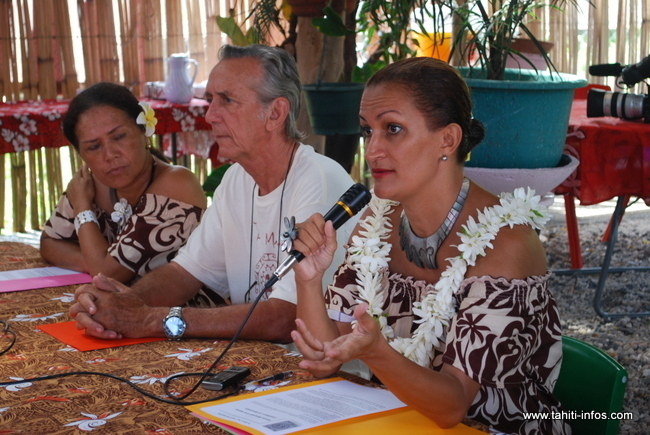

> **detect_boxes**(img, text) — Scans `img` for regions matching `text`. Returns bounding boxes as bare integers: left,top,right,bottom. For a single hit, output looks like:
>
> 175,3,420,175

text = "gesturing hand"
292,303,384,378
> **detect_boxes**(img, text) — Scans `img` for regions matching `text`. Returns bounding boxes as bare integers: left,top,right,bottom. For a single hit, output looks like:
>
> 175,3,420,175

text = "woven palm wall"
0,0,235,232
536,0,649,96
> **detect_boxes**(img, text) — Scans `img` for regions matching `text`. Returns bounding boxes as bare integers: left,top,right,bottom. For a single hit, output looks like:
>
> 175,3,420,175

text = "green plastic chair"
553,336,628,435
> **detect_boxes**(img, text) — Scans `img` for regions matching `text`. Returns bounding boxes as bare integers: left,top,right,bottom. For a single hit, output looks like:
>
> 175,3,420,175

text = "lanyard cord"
246,144,297,302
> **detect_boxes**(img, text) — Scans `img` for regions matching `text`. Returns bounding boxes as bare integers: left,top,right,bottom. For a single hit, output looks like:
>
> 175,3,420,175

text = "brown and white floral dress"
325,260,570,435
43,193,203,278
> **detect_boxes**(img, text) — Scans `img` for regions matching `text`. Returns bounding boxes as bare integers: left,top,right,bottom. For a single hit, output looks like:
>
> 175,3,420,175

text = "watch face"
165,316,186,338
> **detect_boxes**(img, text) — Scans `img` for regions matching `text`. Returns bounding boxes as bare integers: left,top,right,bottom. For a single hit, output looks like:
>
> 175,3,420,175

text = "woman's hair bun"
465,118,486,154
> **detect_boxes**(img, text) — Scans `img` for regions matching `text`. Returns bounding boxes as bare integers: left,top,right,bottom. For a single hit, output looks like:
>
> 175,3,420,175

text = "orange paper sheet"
38,320,166,351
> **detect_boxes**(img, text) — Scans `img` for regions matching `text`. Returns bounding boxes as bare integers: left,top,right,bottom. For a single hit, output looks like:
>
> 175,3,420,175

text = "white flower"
63,412,121,431
164,347,212,361
136,101,157,137
11,312,64,322
12,134,30,152
180,115,196,132
189,105,205,117
4,377,31,392
129,372,185,385
1,128,14,143
351,187,547,368
171,107,185,122
111,198,133,231
19,118,37,135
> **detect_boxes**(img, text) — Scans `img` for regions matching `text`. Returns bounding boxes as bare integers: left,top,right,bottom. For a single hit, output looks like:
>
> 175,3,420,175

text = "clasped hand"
69,273,150,339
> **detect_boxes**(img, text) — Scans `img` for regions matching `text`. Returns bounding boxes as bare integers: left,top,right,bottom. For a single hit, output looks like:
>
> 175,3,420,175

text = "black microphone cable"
0,281,262,407
0,183,372,405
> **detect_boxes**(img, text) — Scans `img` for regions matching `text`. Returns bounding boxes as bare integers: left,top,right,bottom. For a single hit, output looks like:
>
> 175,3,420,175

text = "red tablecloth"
558,99,650,206
0,98,210,155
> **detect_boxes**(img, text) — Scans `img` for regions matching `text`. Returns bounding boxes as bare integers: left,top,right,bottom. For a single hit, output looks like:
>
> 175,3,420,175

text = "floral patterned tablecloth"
0,242,311,434
0,243,489,434
0,98,211,155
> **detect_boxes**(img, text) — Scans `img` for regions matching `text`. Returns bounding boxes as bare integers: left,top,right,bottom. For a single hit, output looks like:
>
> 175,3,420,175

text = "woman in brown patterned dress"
40,82,206,284
290,58,570,435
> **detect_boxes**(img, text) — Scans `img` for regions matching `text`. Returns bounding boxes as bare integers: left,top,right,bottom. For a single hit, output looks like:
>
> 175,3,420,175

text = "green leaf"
202,164,232,197
216,16,249,46
246,27,260,45
352,61,386,83
312,6,355,37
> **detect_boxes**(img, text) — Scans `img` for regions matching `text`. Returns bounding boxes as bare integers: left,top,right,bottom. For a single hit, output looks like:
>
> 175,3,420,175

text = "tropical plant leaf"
202,163,232,197
216,16,249,46
352,61,386,83
312,6,354,37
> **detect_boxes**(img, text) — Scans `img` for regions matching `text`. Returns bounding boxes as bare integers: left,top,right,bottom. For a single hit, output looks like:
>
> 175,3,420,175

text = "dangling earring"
441,155,448,161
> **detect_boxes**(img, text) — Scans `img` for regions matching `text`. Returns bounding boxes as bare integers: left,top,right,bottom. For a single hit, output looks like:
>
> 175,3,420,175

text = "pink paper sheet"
0,270,92,293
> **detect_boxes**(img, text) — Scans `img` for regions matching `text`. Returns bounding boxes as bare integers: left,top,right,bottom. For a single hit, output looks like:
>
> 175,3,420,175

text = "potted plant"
419,0,587,169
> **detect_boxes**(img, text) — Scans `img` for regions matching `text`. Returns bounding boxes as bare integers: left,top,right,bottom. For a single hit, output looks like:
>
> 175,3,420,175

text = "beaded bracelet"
74,210,99,234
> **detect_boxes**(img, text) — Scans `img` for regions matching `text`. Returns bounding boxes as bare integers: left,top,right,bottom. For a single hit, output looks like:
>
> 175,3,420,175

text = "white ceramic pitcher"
163,53,198,104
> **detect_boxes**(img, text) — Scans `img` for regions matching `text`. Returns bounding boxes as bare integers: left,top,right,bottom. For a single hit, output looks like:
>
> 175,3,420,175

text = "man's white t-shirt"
173,144,358,305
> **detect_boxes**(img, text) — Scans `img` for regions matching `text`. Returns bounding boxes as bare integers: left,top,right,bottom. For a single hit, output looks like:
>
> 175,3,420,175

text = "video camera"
587,54,650,123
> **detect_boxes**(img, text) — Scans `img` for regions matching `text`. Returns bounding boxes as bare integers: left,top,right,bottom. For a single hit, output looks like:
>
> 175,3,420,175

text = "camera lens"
587,88,646,120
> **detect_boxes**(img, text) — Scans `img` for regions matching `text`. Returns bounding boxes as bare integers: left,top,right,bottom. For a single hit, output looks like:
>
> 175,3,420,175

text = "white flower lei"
347,187,550,367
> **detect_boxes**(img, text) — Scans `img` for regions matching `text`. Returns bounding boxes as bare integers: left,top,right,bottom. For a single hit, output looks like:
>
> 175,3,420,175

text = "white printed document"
189,378,407,435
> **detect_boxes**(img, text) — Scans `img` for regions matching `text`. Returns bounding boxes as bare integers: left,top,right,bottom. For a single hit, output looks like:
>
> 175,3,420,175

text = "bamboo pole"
187,0,205,79
8,1,30,232
28,150,39,229
37,149,47,227
204,0,221,73
0,2,10,229
119,1,139,89
0,1,15,99
97,1,120,83
45,148,63,215
18,0,38,99
167,0,184,55
10,152,26,233
136,1,146,91
615,0,629,64
68,146,82,176
141,0,164,89
79,0,99,85
35,0,57,98
55,0,79,97
9,0,20,98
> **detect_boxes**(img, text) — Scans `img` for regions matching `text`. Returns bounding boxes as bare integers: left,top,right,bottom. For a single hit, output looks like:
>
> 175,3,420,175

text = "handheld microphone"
263,183,372,290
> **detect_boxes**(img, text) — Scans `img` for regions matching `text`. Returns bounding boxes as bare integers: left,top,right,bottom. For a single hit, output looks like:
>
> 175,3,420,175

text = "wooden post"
294,0,346,154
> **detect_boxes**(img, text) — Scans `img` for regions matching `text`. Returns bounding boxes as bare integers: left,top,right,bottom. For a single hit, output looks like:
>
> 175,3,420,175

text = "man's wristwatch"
162,307,186,340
